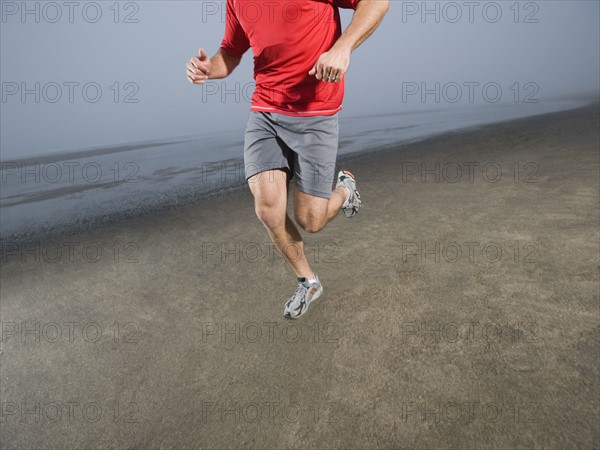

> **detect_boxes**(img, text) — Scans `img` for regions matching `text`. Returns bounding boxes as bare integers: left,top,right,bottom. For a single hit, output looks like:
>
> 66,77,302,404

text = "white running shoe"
284,275,323,319
336,170,362,218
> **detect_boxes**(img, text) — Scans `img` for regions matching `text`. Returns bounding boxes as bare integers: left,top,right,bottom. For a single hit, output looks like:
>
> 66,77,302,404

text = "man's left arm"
309,0,390,82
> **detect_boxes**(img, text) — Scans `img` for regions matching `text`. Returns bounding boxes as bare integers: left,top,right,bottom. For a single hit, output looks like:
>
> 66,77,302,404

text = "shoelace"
291,282,308,305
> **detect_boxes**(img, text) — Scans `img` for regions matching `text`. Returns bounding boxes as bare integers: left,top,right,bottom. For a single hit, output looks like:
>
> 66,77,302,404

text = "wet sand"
1,102,598,449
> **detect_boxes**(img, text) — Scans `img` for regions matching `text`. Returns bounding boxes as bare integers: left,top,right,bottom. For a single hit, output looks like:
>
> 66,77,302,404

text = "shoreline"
2,99,598,250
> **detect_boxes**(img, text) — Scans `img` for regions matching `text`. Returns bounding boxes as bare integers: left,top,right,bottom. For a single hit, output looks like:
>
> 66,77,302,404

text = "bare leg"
248,169,314,278
293,185,349,234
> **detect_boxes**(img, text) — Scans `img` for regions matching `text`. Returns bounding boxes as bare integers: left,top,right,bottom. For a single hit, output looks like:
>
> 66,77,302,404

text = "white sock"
307,273,317,284
342,186,351,204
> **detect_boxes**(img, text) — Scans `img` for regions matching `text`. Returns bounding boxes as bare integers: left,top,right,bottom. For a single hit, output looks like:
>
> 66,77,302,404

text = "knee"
255,202,282,230
295,213,325,234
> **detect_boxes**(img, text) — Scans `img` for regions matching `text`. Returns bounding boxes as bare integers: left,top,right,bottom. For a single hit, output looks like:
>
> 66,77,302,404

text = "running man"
186,0,389,318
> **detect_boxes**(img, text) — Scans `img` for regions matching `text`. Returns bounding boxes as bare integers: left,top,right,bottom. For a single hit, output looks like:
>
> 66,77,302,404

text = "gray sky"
1,0,599,159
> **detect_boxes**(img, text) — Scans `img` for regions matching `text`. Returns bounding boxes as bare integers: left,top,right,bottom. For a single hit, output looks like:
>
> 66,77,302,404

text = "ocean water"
0,99,591,240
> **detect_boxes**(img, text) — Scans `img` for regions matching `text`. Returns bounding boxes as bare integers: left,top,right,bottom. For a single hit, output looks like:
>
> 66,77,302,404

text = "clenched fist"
308,46,351,83
186,48,212,84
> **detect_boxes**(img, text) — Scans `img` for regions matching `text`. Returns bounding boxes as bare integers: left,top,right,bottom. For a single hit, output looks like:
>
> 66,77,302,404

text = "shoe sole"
284,285,323,320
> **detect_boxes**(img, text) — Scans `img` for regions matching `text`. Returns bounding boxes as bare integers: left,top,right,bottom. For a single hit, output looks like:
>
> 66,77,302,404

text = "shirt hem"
250,105,342,117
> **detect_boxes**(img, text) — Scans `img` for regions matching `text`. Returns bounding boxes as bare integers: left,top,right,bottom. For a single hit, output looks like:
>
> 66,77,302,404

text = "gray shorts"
243,111,339,199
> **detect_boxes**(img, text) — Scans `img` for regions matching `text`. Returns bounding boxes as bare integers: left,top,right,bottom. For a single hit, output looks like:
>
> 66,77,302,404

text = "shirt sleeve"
219,0,250,58
332,0,362,10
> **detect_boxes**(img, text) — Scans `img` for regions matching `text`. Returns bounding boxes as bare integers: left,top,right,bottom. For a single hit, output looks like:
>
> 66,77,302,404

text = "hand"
308,45,351,83
186,48,213,84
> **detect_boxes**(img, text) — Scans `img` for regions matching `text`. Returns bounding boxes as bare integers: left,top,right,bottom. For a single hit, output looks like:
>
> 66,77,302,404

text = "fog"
1,0,598,159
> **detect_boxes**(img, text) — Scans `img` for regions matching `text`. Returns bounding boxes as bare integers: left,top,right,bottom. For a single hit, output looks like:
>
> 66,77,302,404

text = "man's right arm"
187,48,241,84
187,0,249,85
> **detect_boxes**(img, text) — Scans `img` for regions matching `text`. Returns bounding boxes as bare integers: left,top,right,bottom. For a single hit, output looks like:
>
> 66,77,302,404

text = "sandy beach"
1,102,598,448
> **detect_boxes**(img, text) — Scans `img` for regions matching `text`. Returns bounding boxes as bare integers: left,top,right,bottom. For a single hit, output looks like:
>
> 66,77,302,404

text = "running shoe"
284,275,323,319
336,170,362,218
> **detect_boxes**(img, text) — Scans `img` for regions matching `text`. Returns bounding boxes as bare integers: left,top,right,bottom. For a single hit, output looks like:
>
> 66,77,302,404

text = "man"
186,0,389,318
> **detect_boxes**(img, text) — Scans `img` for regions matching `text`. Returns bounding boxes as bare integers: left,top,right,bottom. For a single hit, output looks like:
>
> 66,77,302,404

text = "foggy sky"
1,0,599,159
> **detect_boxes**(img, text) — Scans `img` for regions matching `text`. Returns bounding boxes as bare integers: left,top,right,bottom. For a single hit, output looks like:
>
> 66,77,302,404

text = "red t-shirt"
219,0,361,116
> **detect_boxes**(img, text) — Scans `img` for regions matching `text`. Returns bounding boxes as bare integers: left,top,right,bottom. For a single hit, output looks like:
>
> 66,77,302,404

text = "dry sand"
1,102,598,448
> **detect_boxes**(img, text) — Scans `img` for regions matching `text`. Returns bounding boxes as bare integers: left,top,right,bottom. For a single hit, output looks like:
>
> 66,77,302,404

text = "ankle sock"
298,273,317,284
344,186,352,204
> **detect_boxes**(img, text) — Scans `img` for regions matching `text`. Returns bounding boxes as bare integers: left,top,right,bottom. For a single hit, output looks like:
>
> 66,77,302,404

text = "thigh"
248,168,290,217
293,186,329,221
